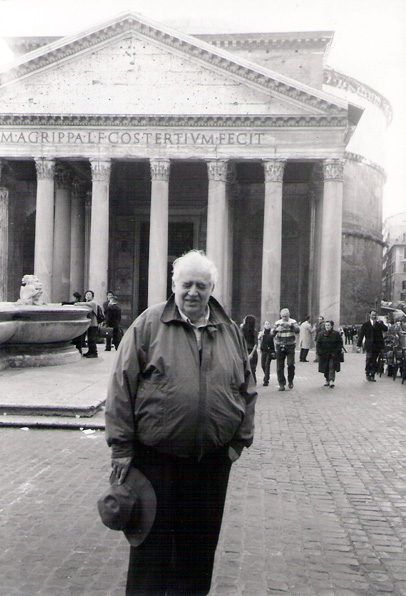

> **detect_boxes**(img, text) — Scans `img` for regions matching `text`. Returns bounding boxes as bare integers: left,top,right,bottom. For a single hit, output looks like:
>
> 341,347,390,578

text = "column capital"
150,158,170,181
207,160,228,182
263,159,286,183
55,165,73,190
0,187,9,206
90,159,111,182
35,158,55,180
323,158,344,182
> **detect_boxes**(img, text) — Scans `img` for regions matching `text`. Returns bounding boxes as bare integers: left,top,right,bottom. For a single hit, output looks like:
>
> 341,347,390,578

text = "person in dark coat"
258,320,275,386
104,294,122,351
316,320,343,388
241,314,258,384
357,309,388,381
105,250,257,596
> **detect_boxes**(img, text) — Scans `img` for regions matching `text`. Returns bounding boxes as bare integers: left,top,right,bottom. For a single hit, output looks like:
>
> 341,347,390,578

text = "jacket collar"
161,294,233,327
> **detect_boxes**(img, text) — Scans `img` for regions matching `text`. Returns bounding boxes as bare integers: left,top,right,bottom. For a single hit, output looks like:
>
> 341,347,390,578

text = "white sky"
0,0,405,219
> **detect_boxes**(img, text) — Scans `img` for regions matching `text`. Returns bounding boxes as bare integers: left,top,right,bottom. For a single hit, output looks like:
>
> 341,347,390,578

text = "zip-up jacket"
105,295,257,459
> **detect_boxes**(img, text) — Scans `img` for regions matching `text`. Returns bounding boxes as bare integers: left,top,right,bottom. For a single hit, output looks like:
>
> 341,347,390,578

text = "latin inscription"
0,130,265,146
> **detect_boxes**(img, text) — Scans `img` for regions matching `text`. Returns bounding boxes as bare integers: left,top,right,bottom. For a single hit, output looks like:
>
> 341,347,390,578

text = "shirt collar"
178,305,211,328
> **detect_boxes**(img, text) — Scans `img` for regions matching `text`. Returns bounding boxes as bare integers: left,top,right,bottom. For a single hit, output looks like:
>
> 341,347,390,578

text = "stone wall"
341,159,385,324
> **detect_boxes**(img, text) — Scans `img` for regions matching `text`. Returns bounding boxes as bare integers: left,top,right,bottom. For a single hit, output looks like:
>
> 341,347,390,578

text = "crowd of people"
240,308,406,390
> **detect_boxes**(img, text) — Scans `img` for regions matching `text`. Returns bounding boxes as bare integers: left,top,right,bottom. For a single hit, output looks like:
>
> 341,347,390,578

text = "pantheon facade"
0,13,390,326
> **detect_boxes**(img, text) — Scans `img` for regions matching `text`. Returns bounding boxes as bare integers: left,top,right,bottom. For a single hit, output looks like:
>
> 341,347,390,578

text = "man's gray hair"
280,308,290,317
172,250,218,286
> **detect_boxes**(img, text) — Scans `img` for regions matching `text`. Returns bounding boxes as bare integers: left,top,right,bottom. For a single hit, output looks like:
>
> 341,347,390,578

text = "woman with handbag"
241,314,258,384
258,321,276,386
316,320,343,388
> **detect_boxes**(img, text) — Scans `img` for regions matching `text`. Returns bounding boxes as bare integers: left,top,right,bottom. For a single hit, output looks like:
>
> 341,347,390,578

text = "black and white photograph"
0,0,405,594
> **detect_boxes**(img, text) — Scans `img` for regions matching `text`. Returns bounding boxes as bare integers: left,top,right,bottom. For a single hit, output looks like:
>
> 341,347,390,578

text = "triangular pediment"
0,12,350,121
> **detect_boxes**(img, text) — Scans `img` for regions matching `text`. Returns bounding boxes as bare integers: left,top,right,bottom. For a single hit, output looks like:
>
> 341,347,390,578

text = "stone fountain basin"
0,303,91,344
0,305,18,343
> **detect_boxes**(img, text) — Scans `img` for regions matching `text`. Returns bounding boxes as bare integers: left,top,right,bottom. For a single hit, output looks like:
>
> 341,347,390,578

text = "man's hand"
111,456,132,485
228,446,240,463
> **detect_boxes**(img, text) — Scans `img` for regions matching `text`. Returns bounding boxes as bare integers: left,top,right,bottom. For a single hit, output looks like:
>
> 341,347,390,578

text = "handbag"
98,326,113,339
339,349,345,363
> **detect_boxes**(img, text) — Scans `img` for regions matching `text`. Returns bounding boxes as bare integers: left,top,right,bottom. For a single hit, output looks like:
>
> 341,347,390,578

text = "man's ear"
171,279,176,293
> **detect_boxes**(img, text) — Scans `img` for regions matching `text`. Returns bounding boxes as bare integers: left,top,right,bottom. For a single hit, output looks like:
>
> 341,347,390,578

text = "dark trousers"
249,350,258,384
365,349,380,378
261,351,272,383
106,327,122,350
299,348,309,361
86,326,98,354
126,444,232,596
276,345,295,386
324,356,336,382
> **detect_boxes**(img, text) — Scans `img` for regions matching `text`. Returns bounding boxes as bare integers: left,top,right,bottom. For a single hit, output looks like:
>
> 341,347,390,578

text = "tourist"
240,314,258,384
74,290,99,358
258,320,275,386
299,315,314,362
104,293,122,351
316,320,343,388
313,315,325,362
357,310,387,381
271,308,300,391
104,250,257,596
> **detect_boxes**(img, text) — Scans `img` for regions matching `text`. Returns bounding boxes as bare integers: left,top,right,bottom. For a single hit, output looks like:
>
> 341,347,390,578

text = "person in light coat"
299,316,314,362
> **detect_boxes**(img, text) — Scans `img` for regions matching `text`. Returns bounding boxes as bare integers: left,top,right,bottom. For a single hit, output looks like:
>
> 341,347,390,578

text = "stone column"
308,165,323,320
89,159,111,305
261,159,286,325
70,179,87,297
206,160,228,305
84,190,91,291
319,158,344,325
52,166,72,302
34,158,55,300
0,171,9,301
148,159,170,306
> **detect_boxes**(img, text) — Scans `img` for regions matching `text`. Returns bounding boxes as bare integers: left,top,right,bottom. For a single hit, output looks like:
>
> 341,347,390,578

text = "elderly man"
105,250,257,596
271,307,300,391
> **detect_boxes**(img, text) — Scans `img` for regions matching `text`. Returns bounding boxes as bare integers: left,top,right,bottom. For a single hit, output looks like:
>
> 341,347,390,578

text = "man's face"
281,311,289,322
370,311,377,321
107,292,114,302
172,265,213,323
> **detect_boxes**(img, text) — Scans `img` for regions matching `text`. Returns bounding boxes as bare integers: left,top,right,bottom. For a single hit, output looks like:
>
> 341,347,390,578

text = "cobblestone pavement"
0,351,405,595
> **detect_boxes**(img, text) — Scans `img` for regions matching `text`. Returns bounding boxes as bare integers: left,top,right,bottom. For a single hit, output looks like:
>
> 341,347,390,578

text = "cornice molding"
0,15,346,116
0,113,348,128
195,32,334,52
344,151,386,181
342,228,385,247
324,68,392,124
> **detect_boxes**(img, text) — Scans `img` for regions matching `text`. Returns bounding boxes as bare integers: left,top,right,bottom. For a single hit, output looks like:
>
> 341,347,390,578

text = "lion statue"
17,275,46,305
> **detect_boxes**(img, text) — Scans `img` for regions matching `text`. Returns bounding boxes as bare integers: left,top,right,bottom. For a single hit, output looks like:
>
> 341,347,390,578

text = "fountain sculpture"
0,276,91,370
